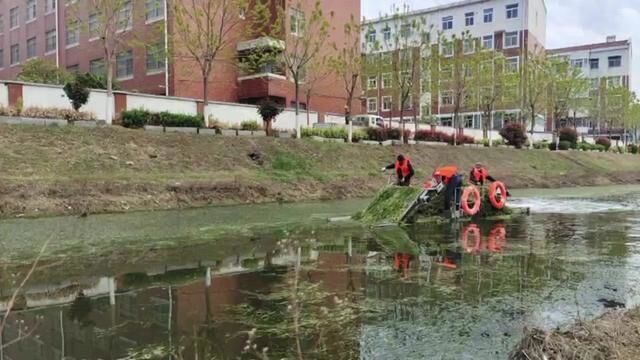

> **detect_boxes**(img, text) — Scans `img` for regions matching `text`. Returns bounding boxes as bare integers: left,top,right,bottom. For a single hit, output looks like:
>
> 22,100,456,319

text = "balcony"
236,37,291,101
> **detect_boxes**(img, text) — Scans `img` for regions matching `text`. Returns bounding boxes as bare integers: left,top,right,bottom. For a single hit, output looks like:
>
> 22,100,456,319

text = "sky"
362,0,639,94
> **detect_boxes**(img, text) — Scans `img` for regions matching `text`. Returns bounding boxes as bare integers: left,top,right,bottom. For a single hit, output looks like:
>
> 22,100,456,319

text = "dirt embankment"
2,125,640,219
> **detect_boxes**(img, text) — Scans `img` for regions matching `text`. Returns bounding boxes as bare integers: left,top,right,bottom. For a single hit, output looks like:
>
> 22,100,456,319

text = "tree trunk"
452,112,458,146
294,79,301,139
400,108,405,143
530,106,536,148
413,102,418,136
346,97,353,143
105,48,113,124
305,91,311,127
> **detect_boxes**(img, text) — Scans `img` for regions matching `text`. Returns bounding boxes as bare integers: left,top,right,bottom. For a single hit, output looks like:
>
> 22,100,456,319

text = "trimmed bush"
558,140,571,151
499,123,528,149
628,144,638,154
548,142,557,151
558,127,578,145
240,120,261,131
301,127,368,142
533,141,549,150
595,137,612,150
121,109,149,128
121,109,204,128
366,127,411,142
594,144,606,152
455,134,476,145
577,142,595,151
63,78,90,111
414,130,452,143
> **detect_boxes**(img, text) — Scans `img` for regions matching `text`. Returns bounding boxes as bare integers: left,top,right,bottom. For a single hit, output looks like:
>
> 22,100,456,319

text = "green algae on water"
353,186,423,224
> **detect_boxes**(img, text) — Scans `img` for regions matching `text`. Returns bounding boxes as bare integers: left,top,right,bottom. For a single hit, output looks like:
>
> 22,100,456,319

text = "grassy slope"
1,124,640,218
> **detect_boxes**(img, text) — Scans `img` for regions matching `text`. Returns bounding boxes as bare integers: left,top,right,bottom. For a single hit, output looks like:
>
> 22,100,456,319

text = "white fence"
204,100,318,129
127,93,198,115
0,83,8,107
20,83,114,123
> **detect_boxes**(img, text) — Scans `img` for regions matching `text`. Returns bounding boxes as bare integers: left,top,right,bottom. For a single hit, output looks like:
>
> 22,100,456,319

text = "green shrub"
628,144,638,154
240,120,261,131
301,127,368,142
63,78,90,111
577,142,595,151
158,112,204,127
594,144,605,152
533,141,549,150
499,123,528,148
121,109,150,128
492,138,505,147
559,127,578,145
558,140,571,151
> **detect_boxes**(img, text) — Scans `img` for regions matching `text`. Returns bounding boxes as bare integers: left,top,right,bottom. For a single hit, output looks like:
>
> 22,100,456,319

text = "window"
482,35,494,50
65,0,77,6
590,58,599,70
90,58,105,75
366,30,376,43
463,64,473,77
367,75,377,89
400,24,411,38
504,31,518,48
383,26,391,41
506,57,519,73
45,0,56,13
382,96,392,111
571,59,584,68
441,42,453,57
441,91,453,106
10,44,20,65
0,15,4,35
89,13,99,39
117,0,133,31
146,0,164,22
440,116,453,127
608,56,621,68
66,21,79,47
441,64,453,79
464,115,474,128
117,49,134,79
290,8,305,36
367,98,377,113
45,30,56,52
442,16,453,30
27,37,36,58
465,12,474,26
399,49,411,63
382,73,392,88
26,0,36,21
146,44,165,74
381,53,392,66
484,8,493,23
0,49,4,68
608,76,622,87
463,38,475,54
10,7,19,29
506,4,518,19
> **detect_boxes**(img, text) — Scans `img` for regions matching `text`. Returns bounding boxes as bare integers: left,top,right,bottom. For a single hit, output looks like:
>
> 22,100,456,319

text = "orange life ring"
489,181,507,210
461,186,482,216
487,224,507,252
462,224,481,253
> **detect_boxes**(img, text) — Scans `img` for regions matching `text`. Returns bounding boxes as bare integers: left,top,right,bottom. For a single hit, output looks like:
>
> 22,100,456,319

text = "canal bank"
3,125,640,219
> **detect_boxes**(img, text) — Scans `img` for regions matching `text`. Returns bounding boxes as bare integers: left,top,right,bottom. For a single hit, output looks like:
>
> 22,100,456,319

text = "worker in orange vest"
382,154,415,186
469,162,511,195
433,165,463,212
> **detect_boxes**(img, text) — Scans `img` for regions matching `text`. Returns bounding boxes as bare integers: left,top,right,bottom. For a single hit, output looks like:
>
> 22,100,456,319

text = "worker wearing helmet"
433,165,463,212
381,154,415,186
469,162,511,196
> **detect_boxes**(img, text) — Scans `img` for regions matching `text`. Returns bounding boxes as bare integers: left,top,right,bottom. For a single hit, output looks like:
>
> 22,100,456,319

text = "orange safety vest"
395,158,412,177
471,167,488,183
434,166,458,184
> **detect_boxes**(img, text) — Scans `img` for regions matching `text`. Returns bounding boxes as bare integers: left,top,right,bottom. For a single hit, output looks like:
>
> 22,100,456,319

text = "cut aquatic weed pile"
353,186,422,224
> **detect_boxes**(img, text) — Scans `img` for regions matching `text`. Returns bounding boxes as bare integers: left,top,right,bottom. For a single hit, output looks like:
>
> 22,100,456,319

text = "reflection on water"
2,199,640,359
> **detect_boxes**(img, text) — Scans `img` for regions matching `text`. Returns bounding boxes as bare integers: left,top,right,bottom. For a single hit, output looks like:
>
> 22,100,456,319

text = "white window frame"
506,3,519,19
45,29,56,54
45,0,56,14
441,91,453,106
26,0,37,23
367,98,378,113
440,116,453,127
290,8,305,37
506,56,519,73
441,42,453,57
366,30,376,44
483,8,493,23
10,7,19,30
367,75,377,90
146,44,165,75
117,0,133,32
89,13,100,41
116,49,134,80
382,96,392,111
463,38,475,54
10,44,20,66
590,58,599,70
382,73,392,89
607,76,622,88
465,12,474,26
383,27,391,41
570,59,584,68
442,16,453,31
504,31,519,48
482,34,494,50
26,36,37,59
608,56,622,68
145,0,165,23
65,21,79,48
0,15,4,35
0,49,4,69
90,58,105,75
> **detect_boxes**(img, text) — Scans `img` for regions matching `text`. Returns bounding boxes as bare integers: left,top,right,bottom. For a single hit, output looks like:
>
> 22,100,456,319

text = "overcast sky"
362,0,639,93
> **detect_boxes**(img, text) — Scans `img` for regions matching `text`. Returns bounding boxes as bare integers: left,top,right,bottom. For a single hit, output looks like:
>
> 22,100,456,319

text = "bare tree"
520,54,551,142
329,14,362,143
302,55,331,130
171,0,246,117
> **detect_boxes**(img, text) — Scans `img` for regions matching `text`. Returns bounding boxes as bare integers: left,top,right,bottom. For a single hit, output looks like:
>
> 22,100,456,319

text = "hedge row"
301,127,368,142
414,130,475,144
121,109,204,128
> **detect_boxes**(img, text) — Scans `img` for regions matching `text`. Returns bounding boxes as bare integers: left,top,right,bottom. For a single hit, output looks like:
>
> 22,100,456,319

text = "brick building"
0,0,360,120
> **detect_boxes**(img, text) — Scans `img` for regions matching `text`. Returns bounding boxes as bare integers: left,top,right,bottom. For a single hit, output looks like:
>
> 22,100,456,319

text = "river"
1,186,640,359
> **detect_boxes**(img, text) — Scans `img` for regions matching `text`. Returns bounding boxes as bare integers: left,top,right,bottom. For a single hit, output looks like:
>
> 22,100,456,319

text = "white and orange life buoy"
489,181,508,210
461,185,482,216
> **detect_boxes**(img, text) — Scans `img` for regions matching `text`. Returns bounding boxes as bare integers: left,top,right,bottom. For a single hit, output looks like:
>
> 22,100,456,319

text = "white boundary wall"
205,101,318,130
20,83,114,123
0,83,8,107
127,93,198,115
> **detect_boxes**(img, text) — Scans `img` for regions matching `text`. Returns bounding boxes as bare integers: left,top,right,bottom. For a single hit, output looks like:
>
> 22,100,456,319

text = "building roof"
363,0,547,24
548,39,631,54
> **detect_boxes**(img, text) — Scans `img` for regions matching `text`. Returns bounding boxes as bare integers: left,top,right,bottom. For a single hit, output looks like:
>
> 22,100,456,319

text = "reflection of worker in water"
394,253,412,279
382,155,415,186
433,166,463,212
